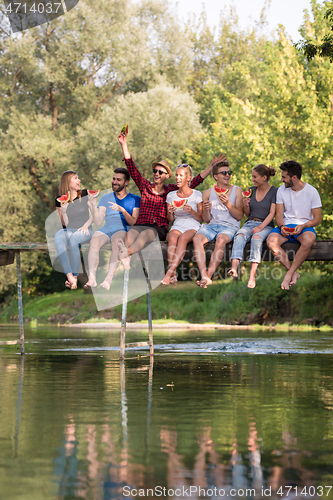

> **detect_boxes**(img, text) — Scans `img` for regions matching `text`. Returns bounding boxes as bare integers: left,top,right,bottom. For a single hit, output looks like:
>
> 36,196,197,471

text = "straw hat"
151,159,172,177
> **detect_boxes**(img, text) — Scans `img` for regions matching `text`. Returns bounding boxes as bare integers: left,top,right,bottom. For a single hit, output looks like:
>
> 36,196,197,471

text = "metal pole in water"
145,260,154,357
120,268,129,359
16,252,25,355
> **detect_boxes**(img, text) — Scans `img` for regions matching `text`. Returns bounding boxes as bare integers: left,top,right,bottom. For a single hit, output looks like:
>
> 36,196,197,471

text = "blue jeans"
54,228,93,276
230,221,272,263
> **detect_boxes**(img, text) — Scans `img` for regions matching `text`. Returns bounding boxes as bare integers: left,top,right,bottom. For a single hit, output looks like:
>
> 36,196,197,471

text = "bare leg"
162,230,196,285
204,233,230,286
100,231,127,290
267,232,314,290
247,262,259,289
193,233,209,287
161,230,180,285
228,259,240,278
281,232,315,290
118,228,156,259
84,231,109,288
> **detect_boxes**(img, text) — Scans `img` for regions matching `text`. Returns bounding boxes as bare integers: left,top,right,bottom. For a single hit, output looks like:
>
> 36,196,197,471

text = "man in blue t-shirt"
84,168,140,289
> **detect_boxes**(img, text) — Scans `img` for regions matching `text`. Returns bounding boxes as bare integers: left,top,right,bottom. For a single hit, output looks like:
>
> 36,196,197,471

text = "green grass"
1,272,332,327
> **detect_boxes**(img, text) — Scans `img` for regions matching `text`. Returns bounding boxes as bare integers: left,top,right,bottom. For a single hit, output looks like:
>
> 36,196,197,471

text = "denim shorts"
96,226,128,241
270,224,316,243
196,223,238,242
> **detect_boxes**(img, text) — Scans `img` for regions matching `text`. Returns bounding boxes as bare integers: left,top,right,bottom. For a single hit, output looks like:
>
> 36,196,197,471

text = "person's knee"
193,234,205,248
216,234,229,248
266,234,277,249
253,235,261,241
299,234,315,250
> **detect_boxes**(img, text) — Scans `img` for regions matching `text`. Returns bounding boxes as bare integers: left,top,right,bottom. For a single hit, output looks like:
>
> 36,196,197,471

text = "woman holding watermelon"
228,164,277,288
55,170,95,290
161,164,203,285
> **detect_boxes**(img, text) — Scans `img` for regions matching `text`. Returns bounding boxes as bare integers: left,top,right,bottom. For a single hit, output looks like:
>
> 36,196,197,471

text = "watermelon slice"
242,189,253,198
282,226,297,234
213,185,229,195
172,199,188,209
57,191,71,204
88,190,100,198
121,123,128,135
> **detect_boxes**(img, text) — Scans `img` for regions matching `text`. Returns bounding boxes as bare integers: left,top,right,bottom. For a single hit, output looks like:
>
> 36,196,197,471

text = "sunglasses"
218,170,232,176
153,168,167,175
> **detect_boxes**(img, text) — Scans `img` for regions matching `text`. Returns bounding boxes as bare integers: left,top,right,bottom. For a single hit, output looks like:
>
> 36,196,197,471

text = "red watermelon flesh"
88,190,100,198
283,226,297,234
242,189,252,198
57,191,71,204
213,185,229,195
172,199,188,209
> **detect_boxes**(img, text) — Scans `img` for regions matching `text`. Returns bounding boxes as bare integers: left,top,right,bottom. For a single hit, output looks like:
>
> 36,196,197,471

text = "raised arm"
190,154,227,188
118,133,146,191
89,197,106,226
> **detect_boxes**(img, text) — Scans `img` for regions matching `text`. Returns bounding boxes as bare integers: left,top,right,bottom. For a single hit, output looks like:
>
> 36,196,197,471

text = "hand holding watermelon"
281,225,300,236
121,123,128,136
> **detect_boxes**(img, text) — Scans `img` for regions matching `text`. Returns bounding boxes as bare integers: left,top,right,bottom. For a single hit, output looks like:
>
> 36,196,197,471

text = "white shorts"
169,218,201,234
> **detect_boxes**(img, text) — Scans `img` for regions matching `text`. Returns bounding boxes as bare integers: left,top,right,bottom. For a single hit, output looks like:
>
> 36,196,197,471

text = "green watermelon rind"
121,123,128,135
57,191,71,204
213,185,229,195
88,190,100,198
172,199,188,209
242,189,253,198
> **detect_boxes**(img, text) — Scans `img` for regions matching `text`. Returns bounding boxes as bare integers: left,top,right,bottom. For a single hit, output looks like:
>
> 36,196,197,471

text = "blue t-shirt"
98,192,141,231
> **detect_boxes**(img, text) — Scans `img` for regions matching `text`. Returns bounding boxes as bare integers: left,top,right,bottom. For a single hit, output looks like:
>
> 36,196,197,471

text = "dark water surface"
1,325,333,499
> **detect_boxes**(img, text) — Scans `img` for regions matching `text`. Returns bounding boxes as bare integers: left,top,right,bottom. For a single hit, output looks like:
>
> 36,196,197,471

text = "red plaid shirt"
124,157,204,229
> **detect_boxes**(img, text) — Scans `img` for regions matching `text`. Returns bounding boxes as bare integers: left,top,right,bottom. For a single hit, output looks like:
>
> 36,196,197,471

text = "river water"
1,325,333,500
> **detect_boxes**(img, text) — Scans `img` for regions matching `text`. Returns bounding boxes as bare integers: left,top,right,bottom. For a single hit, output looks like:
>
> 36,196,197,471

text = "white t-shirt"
276,183,322,225
166,189,203,219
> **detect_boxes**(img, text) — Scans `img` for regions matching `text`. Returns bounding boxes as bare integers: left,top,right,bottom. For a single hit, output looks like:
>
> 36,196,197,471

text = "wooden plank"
0,250,15,266
0,243,48,251
0,340,20,345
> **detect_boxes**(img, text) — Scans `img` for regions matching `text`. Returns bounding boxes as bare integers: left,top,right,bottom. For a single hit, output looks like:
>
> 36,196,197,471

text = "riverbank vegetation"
1,271,332,327
1,0,333,311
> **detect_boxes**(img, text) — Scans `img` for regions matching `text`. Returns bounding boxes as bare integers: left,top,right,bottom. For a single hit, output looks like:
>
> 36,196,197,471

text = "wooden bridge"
1,239,333,356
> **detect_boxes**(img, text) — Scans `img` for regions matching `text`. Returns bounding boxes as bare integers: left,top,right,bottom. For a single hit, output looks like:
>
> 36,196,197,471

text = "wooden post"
16,252,25,355
119,268,129,360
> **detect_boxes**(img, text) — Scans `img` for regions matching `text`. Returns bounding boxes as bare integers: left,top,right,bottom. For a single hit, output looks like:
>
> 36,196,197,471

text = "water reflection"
1,345,333,499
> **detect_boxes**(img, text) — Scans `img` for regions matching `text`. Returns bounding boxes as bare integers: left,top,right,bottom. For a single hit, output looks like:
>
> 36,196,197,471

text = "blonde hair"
176,164,193,180
59,170,81,198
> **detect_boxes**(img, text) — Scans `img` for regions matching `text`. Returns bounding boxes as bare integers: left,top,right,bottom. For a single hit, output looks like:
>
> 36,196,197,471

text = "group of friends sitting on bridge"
54,129,322,293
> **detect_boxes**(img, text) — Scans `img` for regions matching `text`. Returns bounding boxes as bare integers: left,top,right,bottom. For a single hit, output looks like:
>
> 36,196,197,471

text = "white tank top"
208,185,240,230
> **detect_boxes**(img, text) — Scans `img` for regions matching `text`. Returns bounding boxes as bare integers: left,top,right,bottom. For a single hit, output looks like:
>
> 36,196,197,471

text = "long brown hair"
59,170,82,198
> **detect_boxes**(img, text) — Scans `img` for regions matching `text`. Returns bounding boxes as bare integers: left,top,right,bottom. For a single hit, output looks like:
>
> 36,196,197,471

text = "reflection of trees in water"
47,356,330,499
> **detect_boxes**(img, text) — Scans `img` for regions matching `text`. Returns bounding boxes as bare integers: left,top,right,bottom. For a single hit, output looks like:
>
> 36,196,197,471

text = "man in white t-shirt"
266,160,322,290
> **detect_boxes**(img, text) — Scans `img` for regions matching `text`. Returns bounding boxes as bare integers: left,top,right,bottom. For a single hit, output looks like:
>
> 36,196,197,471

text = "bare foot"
117,240,131,269
290,271,300,286
84,274,97,288
169,276,177,286
247,277,256,289
281,273,292,290
65,274,77,290
199,277,212,289
100,279,111,290
227,268,238,278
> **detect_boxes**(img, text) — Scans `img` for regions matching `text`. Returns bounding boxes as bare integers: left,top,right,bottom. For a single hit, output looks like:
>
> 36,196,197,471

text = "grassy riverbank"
1,271,332,327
